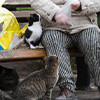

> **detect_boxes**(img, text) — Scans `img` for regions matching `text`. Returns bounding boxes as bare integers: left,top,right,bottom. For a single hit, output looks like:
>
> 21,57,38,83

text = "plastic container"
57,0,76,26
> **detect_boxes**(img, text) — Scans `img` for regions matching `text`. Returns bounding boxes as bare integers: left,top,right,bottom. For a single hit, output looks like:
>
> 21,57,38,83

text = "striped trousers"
41,28,100,92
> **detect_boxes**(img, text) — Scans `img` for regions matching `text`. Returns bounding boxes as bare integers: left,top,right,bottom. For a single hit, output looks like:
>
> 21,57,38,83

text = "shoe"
55,88,78,100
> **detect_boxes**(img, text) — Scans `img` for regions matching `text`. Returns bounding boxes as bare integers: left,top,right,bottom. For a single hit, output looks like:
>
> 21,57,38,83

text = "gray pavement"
40,84,99,100
0,61,100,100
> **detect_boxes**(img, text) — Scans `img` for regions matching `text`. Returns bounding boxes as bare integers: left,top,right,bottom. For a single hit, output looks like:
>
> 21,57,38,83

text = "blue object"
0,45,4,50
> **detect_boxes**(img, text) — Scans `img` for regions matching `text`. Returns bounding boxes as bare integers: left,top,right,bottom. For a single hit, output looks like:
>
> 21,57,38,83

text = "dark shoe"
55,89,78,100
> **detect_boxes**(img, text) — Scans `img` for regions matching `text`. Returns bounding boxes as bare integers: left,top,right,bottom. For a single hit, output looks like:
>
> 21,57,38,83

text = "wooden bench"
0,0,84,64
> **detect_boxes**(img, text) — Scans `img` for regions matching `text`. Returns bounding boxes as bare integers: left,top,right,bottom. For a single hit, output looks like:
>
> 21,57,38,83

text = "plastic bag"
0,0,28,50
57,0,76,26
0,0,6,7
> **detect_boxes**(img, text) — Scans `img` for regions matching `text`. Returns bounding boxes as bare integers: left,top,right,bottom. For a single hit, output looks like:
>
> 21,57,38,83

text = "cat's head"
43,55,59,70
28,13,41,25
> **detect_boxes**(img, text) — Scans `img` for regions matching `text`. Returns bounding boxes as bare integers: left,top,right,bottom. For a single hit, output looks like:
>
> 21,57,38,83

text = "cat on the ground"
0,55,59,100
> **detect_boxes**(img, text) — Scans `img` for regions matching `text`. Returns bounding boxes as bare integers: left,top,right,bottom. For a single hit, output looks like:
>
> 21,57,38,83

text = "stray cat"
24,13,42,49
0,55,59,100
0,65,19,91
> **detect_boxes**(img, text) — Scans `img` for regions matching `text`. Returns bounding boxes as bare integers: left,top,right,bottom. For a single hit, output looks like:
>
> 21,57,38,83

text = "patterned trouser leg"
74,28,100,86
41,28,100,92
41,30,76,92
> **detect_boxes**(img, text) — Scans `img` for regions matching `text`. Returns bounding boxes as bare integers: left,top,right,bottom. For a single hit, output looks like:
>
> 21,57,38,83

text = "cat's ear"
55,56,58,63
43,56,47,61
43,56,48,69
30,14,34,18
55,56,59,65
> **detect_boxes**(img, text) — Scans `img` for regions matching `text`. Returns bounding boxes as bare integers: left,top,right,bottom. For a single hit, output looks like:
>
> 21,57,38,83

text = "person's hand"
71,0,81,11
54,12,71,26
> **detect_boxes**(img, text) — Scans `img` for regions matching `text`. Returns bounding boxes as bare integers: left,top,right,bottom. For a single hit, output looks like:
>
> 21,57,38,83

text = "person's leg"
76,57,91,90
76,28,100,92
41,30,78,99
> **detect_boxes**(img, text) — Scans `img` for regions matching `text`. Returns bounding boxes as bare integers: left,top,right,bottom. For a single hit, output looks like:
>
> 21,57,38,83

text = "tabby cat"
0,55,59,100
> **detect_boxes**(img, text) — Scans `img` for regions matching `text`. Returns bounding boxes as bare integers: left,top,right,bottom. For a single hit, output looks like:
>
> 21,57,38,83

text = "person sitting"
30,0,100,99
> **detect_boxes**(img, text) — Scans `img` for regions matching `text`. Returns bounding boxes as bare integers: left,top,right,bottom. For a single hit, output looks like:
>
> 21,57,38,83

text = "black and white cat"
24,14,42,49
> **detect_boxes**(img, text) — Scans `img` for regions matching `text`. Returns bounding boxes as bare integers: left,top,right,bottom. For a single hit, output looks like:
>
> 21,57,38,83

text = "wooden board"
69,49,84,57
12,11,35,19
0,49,46,62
0,48,84,62
4,0,30,7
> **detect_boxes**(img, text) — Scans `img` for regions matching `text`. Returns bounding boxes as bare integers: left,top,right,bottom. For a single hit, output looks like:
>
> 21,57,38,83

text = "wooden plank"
12,11,35,19
69,48,84,57
3,0,30,8
0,49,46,62
0,48,84,62
69,51,84,57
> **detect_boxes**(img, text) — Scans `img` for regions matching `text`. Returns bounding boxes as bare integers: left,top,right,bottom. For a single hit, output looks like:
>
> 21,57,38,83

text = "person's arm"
72,0,100,15
30,0,71,25
30,0,60,22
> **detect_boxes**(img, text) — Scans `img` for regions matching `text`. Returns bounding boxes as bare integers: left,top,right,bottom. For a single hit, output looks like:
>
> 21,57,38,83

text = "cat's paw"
30,44,36,49
30,45,39,49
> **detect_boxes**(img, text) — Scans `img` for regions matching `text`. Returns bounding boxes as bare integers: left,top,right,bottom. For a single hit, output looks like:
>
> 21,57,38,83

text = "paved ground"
0,60,100,100
51,86,99,100
38,82,99,100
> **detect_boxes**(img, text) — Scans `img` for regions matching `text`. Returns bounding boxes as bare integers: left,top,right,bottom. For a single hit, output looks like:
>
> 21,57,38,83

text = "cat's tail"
0,89,13,100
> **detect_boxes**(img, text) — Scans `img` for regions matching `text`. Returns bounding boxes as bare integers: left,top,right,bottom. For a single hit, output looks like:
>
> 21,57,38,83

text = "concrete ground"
39,81,99,100
0,60,100,100
51,83,99,100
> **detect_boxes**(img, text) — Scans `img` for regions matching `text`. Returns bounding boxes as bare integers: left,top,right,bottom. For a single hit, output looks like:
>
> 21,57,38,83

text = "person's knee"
78,28,100,51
